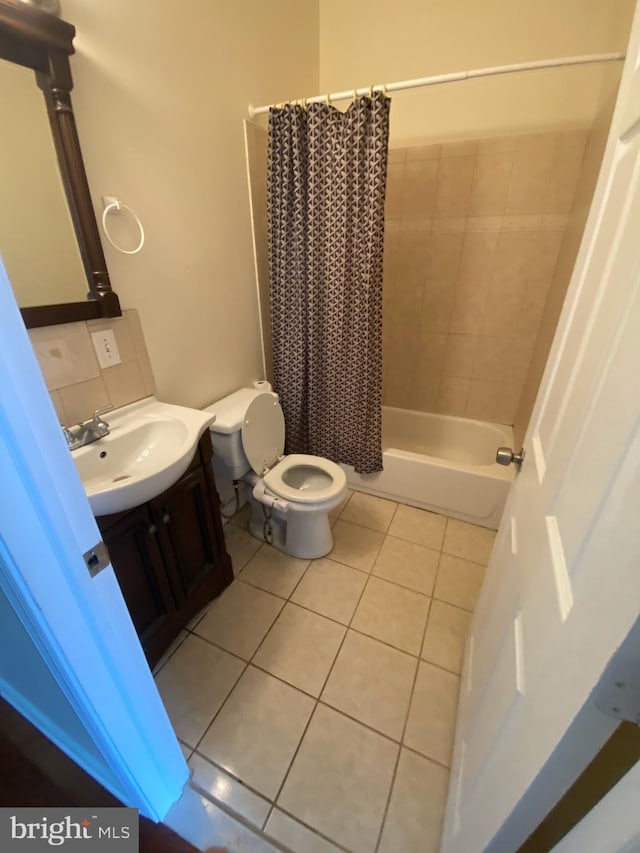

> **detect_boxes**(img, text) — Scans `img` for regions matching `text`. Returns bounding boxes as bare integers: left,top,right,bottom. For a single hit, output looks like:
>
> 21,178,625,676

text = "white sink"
72,397,215,516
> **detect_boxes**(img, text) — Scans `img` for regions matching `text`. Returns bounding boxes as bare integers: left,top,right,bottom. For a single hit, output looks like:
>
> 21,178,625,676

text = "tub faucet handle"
496,446,526,471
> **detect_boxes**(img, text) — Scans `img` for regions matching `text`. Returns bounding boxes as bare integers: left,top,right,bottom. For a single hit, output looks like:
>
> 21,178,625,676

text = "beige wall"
319,0,634,144
59,0,318,410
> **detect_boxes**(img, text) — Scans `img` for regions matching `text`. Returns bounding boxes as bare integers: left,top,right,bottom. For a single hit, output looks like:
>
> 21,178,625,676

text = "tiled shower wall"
383,130,589,424
512,84,618,443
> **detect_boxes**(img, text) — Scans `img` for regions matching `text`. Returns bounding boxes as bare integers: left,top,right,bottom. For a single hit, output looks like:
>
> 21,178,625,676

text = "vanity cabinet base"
96,431,233,668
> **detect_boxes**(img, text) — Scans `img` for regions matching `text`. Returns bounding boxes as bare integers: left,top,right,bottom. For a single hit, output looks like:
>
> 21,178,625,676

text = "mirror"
0,0,120,328
0,58,87,307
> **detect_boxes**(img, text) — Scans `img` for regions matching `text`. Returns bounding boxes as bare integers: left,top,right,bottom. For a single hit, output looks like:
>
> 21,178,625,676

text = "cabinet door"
152,467,228,605
98,506,177,652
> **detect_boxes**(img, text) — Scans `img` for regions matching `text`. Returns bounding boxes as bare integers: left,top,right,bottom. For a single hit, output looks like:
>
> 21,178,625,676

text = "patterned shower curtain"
267,92,390,474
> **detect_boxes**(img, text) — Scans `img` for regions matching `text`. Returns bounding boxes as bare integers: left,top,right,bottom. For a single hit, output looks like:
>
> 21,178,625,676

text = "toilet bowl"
205,388,347,559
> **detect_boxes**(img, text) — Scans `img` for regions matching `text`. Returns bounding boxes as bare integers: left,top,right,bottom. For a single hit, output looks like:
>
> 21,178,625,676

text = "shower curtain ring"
369,84,374,97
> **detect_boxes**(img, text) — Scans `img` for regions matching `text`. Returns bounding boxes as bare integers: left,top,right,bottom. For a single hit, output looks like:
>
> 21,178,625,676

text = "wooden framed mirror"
0,0,120,328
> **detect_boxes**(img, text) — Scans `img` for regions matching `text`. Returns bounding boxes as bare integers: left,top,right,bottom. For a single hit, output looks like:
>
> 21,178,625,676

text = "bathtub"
341,407,515,530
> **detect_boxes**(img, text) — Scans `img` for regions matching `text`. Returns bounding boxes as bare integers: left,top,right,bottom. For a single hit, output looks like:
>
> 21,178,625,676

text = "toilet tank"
205,388,277,480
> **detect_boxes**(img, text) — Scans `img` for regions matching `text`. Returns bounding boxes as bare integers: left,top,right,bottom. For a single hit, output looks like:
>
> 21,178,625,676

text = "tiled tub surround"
27,309,156,426
154,492,496,853
383,129,590,424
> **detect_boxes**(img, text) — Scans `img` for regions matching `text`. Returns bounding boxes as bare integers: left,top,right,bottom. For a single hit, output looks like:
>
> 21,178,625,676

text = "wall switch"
91,329,122,369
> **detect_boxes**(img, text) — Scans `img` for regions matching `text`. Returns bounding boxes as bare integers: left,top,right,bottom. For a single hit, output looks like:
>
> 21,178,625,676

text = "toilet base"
247,495,334,559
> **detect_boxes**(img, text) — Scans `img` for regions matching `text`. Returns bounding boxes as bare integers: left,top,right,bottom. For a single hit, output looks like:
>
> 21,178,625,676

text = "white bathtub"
341,407,515,529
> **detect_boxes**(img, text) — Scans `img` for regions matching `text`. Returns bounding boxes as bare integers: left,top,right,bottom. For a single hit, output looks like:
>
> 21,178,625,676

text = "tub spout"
253,480,289,513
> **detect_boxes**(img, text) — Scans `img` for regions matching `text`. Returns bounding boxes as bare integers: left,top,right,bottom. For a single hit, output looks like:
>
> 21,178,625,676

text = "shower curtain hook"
369,84,374,98
326,93,331,105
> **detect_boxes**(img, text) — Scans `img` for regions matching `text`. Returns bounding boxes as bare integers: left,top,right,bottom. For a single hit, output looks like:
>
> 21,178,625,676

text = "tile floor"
154,492,496,853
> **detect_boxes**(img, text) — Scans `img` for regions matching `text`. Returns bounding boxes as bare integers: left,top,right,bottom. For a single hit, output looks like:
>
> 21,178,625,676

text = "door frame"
0,258,188,820
550,760,640,853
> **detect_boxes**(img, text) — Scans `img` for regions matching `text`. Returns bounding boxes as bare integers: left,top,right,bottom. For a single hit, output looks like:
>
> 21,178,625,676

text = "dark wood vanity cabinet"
96,431,233,668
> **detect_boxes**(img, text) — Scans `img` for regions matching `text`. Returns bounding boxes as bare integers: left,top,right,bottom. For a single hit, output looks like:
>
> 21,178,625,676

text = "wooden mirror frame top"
0,0,121,328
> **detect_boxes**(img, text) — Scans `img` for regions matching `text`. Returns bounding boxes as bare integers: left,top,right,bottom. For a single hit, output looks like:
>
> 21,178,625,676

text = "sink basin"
72,397,215,516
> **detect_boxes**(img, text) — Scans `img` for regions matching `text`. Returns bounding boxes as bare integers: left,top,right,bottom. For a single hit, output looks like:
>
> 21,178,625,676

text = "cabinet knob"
148,523,157,535
162,512,171,524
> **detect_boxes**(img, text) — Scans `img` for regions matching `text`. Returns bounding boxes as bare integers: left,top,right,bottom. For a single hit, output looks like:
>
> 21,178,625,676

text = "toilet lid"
241,392,286,474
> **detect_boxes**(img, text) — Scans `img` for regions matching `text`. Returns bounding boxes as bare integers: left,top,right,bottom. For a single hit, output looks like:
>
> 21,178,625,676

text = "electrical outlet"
91,329,122,369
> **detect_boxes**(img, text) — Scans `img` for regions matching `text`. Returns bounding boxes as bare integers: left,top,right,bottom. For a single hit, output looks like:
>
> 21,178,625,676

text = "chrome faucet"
63,405,113,451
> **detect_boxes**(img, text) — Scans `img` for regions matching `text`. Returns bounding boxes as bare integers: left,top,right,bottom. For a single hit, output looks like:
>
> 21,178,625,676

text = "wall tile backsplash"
28,309,156,426
383,129,590,424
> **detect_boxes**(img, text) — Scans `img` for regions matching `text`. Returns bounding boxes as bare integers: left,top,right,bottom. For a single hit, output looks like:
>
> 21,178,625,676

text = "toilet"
205,388,347,559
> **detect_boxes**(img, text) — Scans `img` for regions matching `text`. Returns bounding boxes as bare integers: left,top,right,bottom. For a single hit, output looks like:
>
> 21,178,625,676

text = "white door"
0,257,189,820
442,9,640,853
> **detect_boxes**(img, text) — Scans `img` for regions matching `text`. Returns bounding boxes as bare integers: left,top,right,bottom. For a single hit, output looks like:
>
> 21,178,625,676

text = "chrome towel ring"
101,197,145,255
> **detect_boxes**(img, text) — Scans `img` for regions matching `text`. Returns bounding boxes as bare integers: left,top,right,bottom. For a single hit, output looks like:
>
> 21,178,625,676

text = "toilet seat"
242,393,285,474
240,394,346,506
263,454,346,504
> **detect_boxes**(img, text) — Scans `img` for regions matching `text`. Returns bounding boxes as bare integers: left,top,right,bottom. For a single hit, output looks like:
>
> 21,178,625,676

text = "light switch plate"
91,329,122,369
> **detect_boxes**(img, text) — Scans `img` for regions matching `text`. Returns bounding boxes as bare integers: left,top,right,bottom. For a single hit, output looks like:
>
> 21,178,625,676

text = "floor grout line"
179,632,459,757
189,750,273,804
261,526,387,850
197,555,344,821
185,774,292,853
374,586,435,853
190,657,250,755
158,501,490,851
234,556,481,616
151,629,190,677
189,573,475,640
175,538,468,735
269,805,355,853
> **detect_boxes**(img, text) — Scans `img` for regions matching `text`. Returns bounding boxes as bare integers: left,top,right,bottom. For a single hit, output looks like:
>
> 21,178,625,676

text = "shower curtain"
267,92,390,474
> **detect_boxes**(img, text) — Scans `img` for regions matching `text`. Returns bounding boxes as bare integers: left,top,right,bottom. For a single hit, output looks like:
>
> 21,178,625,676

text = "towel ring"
101,200,145,255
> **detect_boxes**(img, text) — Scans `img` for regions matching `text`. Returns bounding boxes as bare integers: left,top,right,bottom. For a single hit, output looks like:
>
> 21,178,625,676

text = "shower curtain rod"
247,52,625,118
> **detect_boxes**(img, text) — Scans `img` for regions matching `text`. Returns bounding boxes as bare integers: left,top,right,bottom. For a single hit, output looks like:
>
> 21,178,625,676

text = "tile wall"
513,87,618,443
383,129,589,424
28,309,156,426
